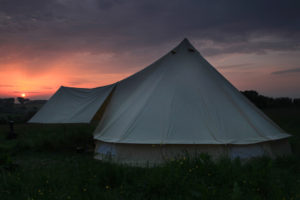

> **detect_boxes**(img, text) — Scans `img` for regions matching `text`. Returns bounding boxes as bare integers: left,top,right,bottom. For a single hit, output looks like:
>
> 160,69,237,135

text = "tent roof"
93,39,290,144
29,84,115,123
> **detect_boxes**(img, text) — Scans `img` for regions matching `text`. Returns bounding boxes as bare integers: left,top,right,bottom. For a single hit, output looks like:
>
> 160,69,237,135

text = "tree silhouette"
241,90,295,108
17,97,29,105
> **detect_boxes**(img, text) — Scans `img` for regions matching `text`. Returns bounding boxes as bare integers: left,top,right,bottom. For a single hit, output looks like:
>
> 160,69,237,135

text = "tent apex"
172,38,197,53
180,37,191,44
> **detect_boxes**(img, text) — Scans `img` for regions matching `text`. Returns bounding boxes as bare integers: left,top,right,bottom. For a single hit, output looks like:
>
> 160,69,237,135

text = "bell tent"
29,38,291,164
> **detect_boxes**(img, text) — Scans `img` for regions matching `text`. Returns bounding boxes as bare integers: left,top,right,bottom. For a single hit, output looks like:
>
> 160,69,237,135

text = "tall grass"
0,124,94,154
0,152,299,200
0,107,299,200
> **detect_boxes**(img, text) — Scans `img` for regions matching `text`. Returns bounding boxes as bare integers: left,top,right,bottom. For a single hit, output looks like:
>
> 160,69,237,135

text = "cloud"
0,0,299,83
0,0,299,60
41,86,53,90
0,84,14,87
271,67,300,75
216,63,253,69
13,91,41,94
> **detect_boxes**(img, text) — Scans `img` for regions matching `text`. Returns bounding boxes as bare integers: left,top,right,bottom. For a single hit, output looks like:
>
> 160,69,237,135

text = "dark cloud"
216,63,253,69
200,38,300,57
0,0,299,69
271,67,300,75
96,0,123,10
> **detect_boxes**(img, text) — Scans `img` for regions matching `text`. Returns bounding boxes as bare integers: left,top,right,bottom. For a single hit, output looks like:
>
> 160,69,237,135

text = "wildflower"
105,185,111,190
189,169,192,173
83,188,87,192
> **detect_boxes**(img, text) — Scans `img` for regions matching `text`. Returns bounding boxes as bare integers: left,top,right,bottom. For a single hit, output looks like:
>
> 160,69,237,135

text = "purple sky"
0,0,299,99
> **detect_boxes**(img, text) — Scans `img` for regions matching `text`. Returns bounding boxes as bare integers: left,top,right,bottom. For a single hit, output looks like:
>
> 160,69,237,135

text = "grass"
0,108,299,200
263,107,300,156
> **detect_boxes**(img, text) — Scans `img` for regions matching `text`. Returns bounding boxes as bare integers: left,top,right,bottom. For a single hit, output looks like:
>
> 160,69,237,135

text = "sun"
21,93,26,97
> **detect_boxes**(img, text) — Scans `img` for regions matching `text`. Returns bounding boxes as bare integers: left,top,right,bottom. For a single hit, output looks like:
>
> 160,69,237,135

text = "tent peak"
182,37,190,42
171,38,197,54
179,38,193,46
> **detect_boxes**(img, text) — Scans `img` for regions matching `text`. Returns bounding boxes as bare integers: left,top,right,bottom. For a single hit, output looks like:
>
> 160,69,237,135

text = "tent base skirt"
94,139,291,166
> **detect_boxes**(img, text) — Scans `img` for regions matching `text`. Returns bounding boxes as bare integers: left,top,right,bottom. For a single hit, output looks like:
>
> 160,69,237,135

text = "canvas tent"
29,38,291,165
29,85,115,123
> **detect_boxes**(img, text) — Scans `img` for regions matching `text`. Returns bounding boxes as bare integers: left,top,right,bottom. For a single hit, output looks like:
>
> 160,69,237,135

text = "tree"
17,97,30,105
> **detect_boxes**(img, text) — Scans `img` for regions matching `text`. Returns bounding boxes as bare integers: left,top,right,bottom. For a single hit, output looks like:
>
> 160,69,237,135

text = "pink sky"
0,41,299,100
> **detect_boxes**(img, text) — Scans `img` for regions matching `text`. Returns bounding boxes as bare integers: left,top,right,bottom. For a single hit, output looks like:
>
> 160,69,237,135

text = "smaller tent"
29,84,115,123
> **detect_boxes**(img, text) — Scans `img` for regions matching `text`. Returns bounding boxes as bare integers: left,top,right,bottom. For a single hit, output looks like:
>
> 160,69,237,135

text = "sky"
0,0,299,99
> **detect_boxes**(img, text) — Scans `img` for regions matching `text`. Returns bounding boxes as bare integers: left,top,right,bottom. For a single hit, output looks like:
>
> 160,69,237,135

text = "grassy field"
0,108,299,200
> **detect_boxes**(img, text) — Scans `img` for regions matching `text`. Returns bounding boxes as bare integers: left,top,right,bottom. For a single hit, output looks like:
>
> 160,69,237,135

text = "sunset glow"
0,49,300,100
0,0,299,100
0,61,133,99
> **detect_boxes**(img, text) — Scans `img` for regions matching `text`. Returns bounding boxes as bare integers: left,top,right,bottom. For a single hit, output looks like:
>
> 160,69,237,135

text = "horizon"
2,87,299,101
1,0,300,100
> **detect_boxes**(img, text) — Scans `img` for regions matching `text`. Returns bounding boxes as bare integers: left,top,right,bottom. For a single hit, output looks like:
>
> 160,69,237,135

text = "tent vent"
188,48,195,52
